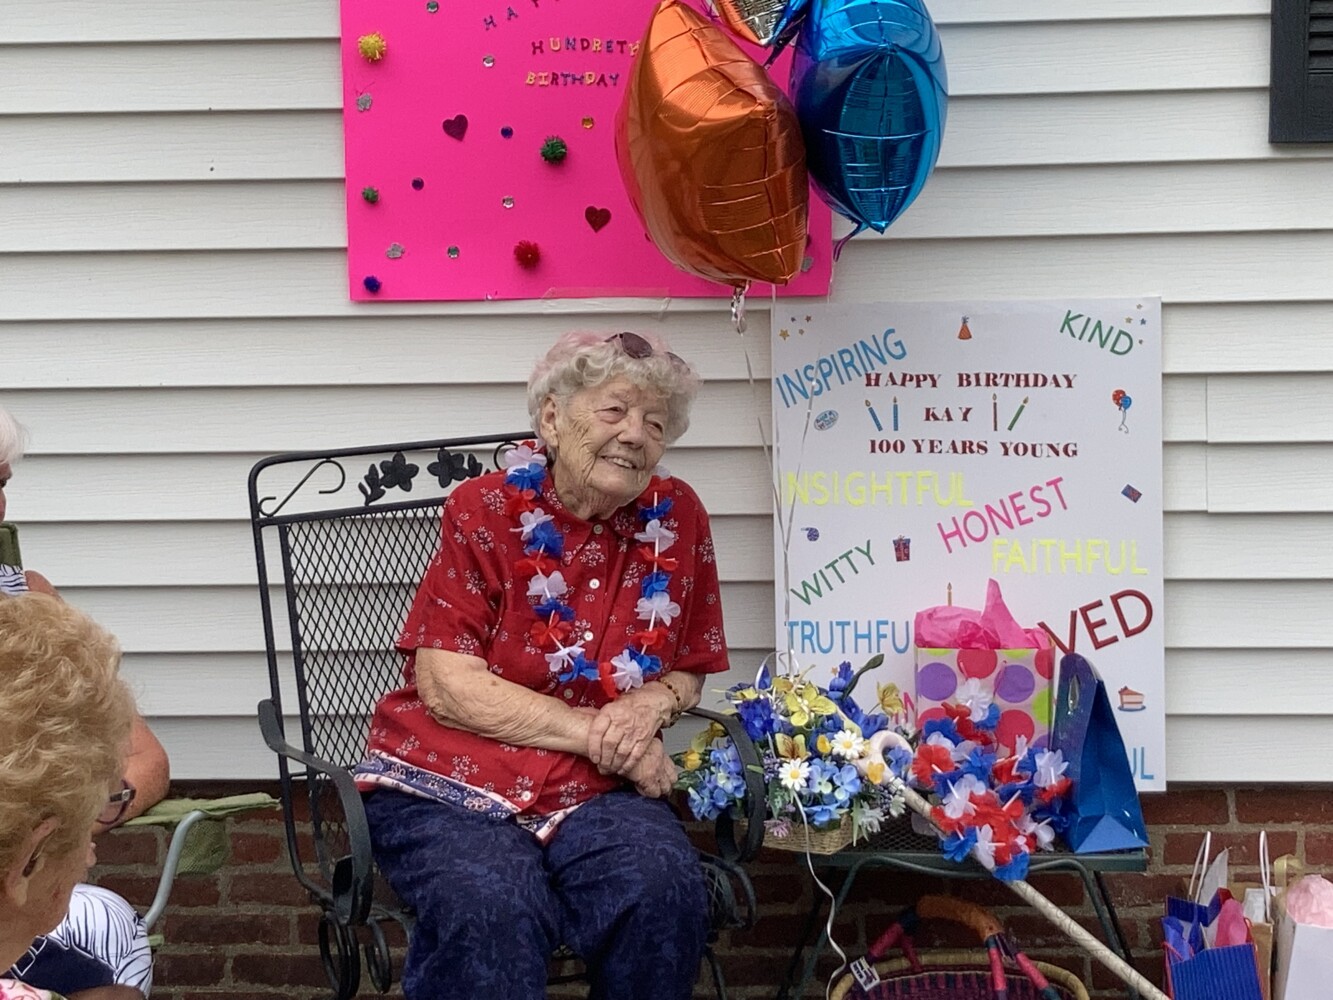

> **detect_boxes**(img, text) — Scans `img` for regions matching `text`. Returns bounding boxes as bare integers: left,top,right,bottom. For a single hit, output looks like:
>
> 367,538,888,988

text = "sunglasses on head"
606,332,686,370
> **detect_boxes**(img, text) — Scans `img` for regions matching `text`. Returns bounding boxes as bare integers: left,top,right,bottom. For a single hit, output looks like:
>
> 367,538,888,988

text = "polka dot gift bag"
912,579,1055,757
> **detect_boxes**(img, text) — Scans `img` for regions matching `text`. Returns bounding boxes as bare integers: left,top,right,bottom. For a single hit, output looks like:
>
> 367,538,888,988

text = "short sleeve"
669,487,729,676
396,483,503,663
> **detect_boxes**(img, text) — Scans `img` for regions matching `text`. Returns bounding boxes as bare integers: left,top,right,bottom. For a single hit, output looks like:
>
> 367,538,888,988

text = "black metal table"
775,816,1148,1000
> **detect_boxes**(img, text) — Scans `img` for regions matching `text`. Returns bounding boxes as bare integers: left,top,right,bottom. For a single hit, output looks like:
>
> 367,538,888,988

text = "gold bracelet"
660,675,685,726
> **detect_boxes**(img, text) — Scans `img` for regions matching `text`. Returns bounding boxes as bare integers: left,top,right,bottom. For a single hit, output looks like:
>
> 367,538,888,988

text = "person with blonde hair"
0,595,135,980
0,407,166,999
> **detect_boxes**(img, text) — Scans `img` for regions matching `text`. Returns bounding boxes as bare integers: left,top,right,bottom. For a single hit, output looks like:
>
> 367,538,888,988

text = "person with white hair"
355,331,731,999
0,407,168,1000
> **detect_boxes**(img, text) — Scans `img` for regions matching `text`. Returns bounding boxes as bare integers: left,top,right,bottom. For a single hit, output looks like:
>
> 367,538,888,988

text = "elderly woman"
0,407,166,1000
0,595,136,983
355,331,729,999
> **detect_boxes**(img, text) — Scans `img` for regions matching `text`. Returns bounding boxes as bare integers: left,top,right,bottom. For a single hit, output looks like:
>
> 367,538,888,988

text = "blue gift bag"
1050,654,1149,853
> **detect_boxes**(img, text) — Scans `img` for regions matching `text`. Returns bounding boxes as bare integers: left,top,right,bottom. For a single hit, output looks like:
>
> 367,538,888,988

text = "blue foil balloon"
791,0,947,245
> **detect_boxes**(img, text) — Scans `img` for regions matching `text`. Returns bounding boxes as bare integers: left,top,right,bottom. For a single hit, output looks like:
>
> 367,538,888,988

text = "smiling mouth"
601,455,639,470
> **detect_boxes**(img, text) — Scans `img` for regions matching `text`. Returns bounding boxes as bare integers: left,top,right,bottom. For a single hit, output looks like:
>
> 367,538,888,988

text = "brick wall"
95,782,1304,999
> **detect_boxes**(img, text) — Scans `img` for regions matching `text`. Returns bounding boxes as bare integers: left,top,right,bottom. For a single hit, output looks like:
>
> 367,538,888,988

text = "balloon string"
731,284,749,333
832,223,866,261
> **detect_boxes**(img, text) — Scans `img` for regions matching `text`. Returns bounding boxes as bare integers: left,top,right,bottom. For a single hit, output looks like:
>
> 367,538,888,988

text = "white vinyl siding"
2,0,1327,780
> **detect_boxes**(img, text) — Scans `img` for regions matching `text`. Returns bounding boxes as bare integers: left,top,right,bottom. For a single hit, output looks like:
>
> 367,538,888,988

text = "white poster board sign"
771,299,1165,790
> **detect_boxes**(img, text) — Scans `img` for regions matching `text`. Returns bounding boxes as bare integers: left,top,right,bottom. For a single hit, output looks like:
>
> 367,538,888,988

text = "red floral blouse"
355,467,729,838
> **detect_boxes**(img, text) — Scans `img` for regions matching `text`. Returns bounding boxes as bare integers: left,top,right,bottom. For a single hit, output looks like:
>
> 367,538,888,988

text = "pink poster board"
339,0,833,302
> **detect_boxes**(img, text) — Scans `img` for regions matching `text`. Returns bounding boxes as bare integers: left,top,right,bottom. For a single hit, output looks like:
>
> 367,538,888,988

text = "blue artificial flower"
994,852,1031,882
976,703,1001,731
997,781,1037,806
1032,797,1072,834
736,697,777,740
828,764,862,804
806,801,840,826
526,520,564,557
855,710,888,739
828,661,854,695
629,647,662,679
756,666,772,690
941,829,978,863
687,786,719,821
639,497,673,521
960,747,997,783
533,599,574,621
506,465,546,492
922,717,963,745
709,745,744,776
556,651,600,685
640,571,670,598
887,746,913,779
930,768,965,799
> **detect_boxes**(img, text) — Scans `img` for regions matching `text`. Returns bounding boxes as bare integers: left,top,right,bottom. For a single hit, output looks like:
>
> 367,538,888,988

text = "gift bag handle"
1188,831,1212,903
1259,829,1273,921
865,895,1066,1000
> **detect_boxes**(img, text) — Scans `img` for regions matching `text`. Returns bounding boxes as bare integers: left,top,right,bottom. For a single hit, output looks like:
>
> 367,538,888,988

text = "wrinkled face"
0,461,11,523
540,377,668,520
6,818,95,958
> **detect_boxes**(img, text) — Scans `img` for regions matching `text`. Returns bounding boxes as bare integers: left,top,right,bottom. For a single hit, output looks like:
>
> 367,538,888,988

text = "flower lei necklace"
503,442,679,701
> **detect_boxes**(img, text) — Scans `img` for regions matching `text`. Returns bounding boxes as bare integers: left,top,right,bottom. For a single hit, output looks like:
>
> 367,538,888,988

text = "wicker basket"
830,951,1090,1000
741,815,853,855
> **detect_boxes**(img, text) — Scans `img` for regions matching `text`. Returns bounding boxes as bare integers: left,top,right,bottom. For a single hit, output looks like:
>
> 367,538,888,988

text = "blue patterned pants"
364,788,710,1000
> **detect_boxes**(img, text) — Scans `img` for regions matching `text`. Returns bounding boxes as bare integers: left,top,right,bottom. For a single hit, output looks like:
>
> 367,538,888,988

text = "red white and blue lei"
503,442,678,701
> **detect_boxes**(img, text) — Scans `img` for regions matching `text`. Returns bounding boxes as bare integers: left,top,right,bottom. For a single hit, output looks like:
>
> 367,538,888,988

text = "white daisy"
829,729,867,761
778,759,812,792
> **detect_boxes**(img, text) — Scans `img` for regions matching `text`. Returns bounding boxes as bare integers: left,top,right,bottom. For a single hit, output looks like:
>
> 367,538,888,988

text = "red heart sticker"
442,115,469,140
585,206,611,232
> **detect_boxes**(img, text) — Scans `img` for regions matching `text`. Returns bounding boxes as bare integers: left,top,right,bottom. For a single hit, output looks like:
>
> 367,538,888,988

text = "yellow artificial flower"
816,734,832,755
878,682,905,717
682,749,703,771
865,760,886,785
775,733,808,760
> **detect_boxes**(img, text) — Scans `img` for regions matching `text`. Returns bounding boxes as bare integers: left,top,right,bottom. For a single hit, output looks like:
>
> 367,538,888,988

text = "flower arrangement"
904,678,1073,881
674,656,910,847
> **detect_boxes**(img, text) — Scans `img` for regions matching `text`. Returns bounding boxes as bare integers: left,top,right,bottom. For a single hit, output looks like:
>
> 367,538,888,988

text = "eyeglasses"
607,332,687,370
97,781,136,828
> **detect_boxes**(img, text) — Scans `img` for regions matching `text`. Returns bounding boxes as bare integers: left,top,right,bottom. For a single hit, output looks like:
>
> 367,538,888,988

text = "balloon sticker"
1111,388,1133,433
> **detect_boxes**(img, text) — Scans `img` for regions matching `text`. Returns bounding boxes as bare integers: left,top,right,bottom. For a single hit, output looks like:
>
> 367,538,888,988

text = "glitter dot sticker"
411,177,424,190
482,55,495,67
361,186,379,203
501,196,514,209
500,126,514,138
581,116,595,129
386,243,405,259
356,93,373,112
426,0,438,9
801,255,815,272
447,246,460,258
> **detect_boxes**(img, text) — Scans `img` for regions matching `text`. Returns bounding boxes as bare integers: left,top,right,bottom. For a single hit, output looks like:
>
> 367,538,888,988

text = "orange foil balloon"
616,0,808,288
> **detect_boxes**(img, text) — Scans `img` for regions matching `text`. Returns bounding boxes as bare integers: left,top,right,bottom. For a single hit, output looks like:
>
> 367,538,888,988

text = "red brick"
1162,830,1296,866
1088,949,1166,992
1139,786,1230,826
95,827,162,865
228,872,315,907
232,952,330,988
1234,786,1333,825
94,872,222,908
168,911,293,946
229,831,285,865
153,950,229,987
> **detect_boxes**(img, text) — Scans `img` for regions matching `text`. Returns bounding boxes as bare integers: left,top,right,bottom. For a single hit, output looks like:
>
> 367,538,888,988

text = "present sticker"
893,536,911,562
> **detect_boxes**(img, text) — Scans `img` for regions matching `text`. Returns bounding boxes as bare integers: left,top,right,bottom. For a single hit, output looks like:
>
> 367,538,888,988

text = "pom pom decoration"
616,0,809,289
513,240,542,269
540,136,569,163
362,275,382,293
790,0,948,250
357,33,388,62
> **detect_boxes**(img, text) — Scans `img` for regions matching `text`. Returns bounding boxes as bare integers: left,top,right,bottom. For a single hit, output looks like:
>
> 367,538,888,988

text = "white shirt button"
589,578,601,590
583,630,594,641
518,791,532,801
563,690,573,699
593,524,604,534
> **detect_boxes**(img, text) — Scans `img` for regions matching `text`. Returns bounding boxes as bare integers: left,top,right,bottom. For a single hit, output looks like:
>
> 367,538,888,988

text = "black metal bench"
248,432,765,999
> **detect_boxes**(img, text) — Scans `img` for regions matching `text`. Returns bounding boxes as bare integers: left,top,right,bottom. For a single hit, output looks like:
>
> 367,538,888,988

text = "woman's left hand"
586,686,672,775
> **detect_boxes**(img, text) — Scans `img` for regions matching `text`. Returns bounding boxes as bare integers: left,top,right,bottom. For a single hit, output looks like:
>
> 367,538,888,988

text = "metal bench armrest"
686,707,766,864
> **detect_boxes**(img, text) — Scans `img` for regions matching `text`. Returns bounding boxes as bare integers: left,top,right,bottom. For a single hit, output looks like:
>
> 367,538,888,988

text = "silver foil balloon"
714,0,807,46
